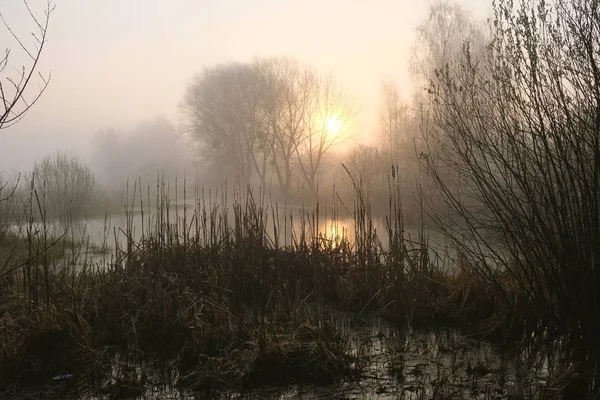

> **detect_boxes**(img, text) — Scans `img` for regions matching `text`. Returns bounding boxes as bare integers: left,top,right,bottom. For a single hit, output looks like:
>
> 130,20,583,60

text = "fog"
0,0,499,234
4,0,600,395
1,0,489,176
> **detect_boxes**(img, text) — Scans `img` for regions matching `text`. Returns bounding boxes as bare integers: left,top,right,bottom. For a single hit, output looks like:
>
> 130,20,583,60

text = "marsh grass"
0,177,596,398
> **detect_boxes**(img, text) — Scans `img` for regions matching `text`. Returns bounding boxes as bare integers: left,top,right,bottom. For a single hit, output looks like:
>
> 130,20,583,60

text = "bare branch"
0,0,53,130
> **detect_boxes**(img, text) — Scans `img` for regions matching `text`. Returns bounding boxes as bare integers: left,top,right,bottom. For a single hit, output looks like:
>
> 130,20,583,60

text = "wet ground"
19,315,563,400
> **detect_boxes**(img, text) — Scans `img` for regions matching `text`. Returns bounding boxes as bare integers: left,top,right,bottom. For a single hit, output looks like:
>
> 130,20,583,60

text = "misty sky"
1,0,490,173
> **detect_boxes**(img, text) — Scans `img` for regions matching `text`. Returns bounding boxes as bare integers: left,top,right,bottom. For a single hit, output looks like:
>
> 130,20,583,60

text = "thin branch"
0,1,53,130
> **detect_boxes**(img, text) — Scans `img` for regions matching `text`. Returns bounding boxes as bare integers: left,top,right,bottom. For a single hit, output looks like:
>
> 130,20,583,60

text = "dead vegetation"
0,179,595,399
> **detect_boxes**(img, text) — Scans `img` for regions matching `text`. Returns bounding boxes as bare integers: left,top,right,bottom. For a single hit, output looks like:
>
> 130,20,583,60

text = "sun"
324,115,343,137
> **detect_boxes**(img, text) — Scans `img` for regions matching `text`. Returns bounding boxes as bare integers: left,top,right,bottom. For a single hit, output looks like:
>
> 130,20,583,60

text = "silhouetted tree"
423,0,600,346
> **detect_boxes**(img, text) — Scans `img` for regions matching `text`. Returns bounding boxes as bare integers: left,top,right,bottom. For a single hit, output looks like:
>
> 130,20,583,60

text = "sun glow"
324,115,343,137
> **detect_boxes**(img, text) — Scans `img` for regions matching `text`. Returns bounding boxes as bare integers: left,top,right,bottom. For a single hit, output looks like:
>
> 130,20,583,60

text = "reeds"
0,175,595,397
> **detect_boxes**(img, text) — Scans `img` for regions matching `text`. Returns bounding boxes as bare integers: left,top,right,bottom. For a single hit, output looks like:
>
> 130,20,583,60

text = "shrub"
31,151,96,223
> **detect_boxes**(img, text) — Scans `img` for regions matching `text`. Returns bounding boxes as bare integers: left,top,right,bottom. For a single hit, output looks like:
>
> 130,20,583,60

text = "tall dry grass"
0,175,577,395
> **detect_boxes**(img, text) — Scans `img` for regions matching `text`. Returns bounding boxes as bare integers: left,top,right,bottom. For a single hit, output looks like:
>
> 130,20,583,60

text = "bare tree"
183,57,354,198
422,0,600,344
0,172,20,235
378,81,420,182
32,151,96,224
410,0,488,87
254,57,314,197
182,63,265,186
379,82,405,157
0,0,53,249
295,73,354,195
410,1,491,218
0,0,54,130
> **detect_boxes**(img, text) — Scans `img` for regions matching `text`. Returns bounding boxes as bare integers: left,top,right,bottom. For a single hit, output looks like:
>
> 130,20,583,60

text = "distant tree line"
91,117,191,192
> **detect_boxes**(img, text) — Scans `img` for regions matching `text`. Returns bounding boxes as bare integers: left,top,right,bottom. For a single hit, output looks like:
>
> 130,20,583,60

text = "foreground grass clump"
178,322,357,389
